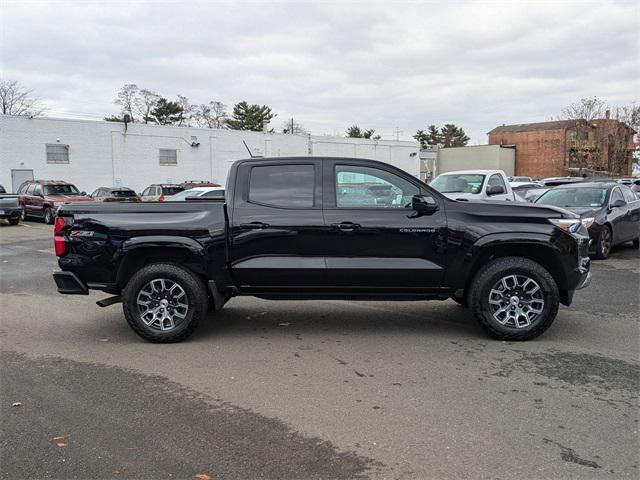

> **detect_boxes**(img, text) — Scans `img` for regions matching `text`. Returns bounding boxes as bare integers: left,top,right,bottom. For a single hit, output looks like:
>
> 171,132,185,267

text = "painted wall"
0,116,420,193
436,145,515,176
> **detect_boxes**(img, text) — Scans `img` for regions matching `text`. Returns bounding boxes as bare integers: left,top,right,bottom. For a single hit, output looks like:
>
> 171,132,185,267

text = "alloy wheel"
488,274,545,329
136,278,189,331
600,228,611,257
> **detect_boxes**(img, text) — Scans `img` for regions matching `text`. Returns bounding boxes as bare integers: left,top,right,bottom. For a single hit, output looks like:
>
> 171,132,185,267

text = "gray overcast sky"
1,0,638,143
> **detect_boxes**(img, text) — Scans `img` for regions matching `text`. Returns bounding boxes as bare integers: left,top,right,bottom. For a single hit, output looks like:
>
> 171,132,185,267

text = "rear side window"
26,184,36,195
202,189,225,198
113,190,136,197
162,187,184,196
249,164,315,208
621,187,636,203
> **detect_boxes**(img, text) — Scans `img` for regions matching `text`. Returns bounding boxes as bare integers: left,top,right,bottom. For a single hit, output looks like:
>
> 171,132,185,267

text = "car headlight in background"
53,201,63,208
549,218,583,233
581,217,595,229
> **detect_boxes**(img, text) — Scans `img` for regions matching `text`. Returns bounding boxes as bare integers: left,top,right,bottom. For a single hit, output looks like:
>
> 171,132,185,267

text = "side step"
96,295,122,308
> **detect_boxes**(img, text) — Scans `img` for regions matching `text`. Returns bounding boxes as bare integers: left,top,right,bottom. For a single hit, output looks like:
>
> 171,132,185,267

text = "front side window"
335,165,418,208
431,174,485,195
610,188,624,205
488,174,507,190
26,183,36,195
622,187,636,203
159,149,178,166
249,164,315,208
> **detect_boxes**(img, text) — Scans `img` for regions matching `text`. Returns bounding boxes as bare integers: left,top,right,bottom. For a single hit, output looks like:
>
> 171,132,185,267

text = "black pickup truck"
53,157,591,342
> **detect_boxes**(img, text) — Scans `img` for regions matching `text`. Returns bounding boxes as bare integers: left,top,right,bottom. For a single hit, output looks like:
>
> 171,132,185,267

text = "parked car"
535,182,640,259
139,184,184,202
616,178,634,186
540,177,587,187
430,170,516,201
90,187,140,202
511,182,548,203
509,176,534,182
53,156,591,343
165,187,225,201
181,180,222,189
18,180,92,224
630,179,640,194
0,185,22,225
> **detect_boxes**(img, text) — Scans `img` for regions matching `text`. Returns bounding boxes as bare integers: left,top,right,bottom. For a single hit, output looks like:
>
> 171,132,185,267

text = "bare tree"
560,96,606,121
176,94,196,126
0,79,45,116
135,89,160,124
611,103,640,132
194,101,228,129
114,84,139,121
282,118,307,135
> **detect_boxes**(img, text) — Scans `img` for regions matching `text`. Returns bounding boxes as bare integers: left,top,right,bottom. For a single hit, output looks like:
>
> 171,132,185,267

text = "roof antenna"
242,140,255,158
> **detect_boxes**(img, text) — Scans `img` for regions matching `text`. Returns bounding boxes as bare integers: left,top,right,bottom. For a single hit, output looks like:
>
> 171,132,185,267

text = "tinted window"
0,185,5,194
335,165,418,208
202,189,225,198
621,187,636,203
610,188,624,205
249,164,315,208
43,184,80,195
33,184,43,196
162,186,184,196
112,190,137,197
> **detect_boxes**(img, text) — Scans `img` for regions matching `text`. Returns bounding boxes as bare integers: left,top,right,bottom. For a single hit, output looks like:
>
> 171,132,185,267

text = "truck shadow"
195,300,481,341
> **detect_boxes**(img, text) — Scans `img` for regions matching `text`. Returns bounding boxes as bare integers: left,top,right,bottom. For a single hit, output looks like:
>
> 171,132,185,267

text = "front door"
322,160,447,293
229,160,325,291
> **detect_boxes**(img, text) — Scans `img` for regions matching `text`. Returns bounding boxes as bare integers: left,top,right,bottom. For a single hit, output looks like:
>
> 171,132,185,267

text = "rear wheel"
594,225,612,259
633,237,639,249
8,217,19,225
43,207,54,225
469,257,559,341
122,263,208,343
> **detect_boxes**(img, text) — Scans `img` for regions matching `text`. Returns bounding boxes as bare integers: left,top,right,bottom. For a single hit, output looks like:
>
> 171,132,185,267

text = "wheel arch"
464,235,571,305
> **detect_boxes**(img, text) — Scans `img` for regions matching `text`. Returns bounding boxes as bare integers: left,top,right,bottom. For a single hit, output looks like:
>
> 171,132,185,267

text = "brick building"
488,117,635,178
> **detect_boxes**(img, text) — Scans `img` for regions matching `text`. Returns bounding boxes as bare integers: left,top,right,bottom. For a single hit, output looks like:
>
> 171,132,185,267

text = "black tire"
43,207,54,225
8,217,20,225
122,263,208,343
593,225,612,259
633,237,639,249
20,207,27,221
469,256,559,341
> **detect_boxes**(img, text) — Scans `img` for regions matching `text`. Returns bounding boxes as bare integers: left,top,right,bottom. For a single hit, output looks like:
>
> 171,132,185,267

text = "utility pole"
395,126,401,141
291,118,294,135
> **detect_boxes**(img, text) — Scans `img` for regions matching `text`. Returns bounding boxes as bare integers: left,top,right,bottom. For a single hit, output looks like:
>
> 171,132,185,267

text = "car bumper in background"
0,207,22,219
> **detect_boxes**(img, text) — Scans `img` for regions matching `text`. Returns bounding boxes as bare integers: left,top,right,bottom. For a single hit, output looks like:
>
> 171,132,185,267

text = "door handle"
240,222,270,229
331,222,361,231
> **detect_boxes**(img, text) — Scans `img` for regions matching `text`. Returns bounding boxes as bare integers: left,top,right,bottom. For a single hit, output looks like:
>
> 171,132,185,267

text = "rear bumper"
0,207,21,219
53,271,88,295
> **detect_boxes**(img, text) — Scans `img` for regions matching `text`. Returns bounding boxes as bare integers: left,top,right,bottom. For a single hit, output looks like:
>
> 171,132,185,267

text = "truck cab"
430,170,515,201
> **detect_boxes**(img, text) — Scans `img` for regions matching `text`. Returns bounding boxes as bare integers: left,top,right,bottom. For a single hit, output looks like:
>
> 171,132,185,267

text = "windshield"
535,187,608,208
166,188,207,201
43,184,80,195
431,174,485,194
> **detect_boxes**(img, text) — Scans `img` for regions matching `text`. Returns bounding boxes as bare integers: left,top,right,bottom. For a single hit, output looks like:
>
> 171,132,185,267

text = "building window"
46,144,69,164
159,149,177,166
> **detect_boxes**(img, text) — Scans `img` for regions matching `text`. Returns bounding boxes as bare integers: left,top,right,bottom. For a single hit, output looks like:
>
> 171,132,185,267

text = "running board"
96,295,122,308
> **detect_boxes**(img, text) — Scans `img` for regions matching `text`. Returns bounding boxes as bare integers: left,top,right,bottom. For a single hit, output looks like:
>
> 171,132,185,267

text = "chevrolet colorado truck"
52,157,592,343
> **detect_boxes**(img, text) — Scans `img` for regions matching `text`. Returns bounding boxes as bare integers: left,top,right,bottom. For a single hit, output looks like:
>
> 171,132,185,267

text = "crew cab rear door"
228,160,325,291
322,159,446,292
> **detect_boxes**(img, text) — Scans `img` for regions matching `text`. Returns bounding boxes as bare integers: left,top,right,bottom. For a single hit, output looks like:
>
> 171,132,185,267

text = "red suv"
18,180,93,224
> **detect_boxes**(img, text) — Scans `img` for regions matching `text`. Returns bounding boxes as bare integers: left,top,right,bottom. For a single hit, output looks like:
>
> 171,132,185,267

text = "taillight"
158,194,165,202
54,217,71,256
105,197,115,202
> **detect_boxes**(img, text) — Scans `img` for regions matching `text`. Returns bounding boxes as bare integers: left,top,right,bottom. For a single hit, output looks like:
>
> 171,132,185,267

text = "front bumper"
576,269,592,290
53,271,88,294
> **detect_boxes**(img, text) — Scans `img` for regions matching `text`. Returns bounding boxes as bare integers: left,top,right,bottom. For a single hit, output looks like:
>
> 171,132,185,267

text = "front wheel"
122,263,208,343
593,225,612,259
469,257,559,341
8,217,20,225
43,207,54,225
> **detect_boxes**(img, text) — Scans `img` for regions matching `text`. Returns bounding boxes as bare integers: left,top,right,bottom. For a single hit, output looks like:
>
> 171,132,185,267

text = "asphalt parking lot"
0,220,638,480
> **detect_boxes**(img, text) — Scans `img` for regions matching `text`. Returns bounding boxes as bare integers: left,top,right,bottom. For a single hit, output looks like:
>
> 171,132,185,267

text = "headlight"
549,218,583,233
581,217,595,229
53,201,63,207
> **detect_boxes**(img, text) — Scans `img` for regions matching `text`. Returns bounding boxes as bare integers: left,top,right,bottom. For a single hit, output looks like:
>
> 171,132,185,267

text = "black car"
535,182,640,259
53,157,591,343
90,187,140,202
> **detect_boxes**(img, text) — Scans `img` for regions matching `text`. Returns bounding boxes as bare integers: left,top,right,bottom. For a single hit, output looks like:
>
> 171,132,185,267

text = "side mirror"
411,195,438,216
487,185,505,196
81,191,86,196
611,199,627,208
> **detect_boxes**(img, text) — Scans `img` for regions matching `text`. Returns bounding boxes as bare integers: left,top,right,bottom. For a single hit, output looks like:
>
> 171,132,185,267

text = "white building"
0,115,420,193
